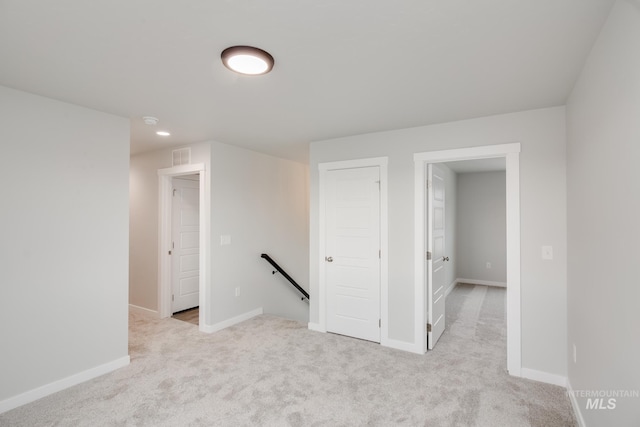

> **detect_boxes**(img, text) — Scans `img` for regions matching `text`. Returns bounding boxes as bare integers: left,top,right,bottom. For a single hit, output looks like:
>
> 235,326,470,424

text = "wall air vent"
172,148,191,166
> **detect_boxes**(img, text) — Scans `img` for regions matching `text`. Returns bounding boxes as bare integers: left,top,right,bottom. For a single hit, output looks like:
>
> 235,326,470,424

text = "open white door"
427,164,447,349
325,167,381,343
171,176,200,313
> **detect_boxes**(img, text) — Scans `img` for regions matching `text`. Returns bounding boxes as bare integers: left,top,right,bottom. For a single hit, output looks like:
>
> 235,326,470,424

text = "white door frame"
317,157,389,345
158,163,210,331
414,143,521,376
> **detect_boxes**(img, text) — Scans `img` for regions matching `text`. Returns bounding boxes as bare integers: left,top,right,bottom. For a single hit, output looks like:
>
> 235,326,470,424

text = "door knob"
325,256,333,263
443,256,450,261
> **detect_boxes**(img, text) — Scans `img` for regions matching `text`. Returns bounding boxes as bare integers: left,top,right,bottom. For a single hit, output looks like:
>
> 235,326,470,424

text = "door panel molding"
317,157,389,346
325,167,381,342
171,177,200,313
414,143,522,376
427,164,447,349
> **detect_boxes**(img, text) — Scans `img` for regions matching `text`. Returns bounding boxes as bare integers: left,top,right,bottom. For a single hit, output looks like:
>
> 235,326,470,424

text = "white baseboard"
520,367,567,387
445,279,458,297
456,278,507,288
0,355,130,415
383,338,423,354
307,322,325,333
128,304,159,317
200,307,263,333
566,379,587,427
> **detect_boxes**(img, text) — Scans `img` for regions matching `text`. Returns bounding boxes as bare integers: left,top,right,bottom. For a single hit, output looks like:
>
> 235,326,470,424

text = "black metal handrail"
260,253,309,301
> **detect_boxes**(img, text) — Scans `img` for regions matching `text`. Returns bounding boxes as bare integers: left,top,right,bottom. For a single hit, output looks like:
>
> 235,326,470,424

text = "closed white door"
427,164,446,349
325,167,381,343
172,176,200,313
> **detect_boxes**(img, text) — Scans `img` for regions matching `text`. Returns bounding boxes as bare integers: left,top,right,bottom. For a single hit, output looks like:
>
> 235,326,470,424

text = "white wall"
310,106,567,377
566,1,640,425
129,141,310,324
456,172,506,284
210,142,309,324
0,86,130,406
129,142,211,312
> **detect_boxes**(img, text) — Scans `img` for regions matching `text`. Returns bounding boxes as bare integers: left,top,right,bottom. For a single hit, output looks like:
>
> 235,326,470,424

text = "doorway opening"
414,143,521,376
158,163,209,332
432,159,507,351
172,307,199,325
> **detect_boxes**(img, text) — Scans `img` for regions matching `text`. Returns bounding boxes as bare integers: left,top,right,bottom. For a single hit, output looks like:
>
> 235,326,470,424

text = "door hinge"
426,323,432,332
426,180,431,189
172,294,174,302
379,319,381,328
172,241,175,249
172,188,177,197
426,251,432,260
375,180,380,189
379,249,381,259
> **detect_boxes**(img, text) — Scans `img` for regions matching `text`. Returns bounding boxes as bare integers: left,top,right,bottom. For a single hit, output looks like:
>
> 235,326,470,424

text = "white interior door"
427,164,447,349
172,176,200,313
325,167,381,343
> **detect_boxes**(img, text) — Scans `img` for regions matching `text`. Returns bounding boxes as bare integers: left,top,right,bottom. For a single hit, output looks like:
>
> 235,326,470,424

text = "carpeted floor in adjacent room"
0,283,576,426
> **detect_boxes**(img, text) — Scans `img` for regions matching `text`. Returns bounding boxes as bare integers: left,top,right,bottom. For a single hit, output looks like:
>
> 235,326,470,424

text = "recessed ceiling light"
221,46,274,75
156,131,170,136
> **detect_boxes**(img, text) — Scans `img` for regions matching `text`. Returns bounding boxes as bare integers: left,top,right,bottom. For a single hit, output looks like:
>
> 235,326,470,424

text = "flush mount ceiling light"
156,131,170,136
143,116,159,126
221,46,274,75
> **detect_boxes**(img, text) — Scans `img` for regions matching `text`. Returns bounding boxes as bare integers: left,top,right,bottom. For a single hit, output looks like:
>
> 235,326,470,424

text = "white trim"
318,157,389,171
566,380,587,427
307,322,325,333
317,165,327,333
385,338,422,354
444,279,458,297
414,157,426,352
521,368,567,388
456,278,507,288
200,307,263,334
414,143,521,162
414,143,522,376
158,163,204,177
0,356,130,414
128,304,159,317
157,163,211,334
317,157,389,346
379,162,389,347
505,151,521,376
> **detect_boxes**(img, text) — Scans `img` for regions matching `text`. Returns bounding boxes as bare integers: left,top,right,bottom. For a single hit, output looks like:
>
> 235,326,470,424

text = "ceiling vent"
172,148,191,167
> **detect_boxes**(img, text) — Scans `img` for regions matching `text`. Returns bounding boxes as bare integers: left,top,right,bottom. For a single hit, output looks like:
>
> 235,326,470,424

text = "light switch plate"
220,235,231,246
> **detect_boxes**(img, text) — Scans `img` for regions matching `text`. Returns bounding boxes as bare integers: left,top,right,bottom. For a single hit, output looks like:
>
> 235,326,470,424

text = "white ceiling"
0,1,615,163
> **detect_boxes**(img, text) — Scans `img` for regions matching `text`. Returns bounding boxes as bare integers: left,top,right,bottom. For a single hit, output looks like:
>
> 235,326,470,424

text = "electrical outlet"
542,245,553,260
220,235,231,246
486,262,491,269
573,344,577,364
235,287,240,297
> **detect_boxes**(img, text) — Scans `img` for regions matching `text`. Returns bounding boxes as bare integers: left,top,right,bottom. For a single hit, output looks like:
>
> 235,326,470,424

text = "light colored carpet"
0,284,576,426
